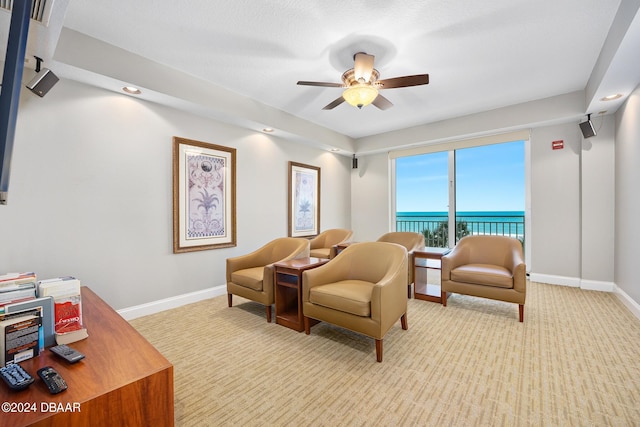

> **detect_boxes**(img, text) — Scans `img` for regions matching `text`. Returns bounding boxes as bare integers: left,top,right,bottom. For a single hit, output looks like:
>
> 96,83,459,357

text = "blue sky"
396,140,525,212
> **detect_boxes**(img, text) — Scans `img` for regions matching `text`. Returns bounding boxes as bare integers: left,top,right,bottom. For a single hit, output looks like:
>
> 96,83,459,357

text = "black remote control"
1,363,35,391
50,344,85,363
37,366,67,394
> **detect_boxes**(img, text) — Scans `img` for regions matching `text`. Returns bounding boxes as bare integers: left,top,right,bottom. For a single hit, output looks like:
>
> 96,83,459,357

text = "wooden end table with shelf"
413,247,451,303
274,257,329,332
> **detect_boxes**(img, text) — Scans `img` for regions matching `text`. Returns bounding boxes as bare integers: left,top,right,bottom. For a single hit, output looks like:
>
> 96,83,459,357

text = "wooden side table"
274,257,329,332
414,247,451,303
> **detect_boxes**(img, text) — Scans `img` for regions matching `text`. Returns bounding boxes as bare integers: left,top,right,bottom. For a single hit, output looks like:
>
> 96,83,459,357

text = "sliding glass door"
395,151,450,247
455,142,525,245
395,140,525,248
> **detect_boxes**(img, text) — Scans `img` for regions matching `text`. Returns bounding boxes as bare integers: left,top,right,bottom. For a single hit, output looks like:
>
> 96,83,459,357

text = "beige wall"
0,79,351,310
615,84,640,306
1,77,635,315
350,119,619,292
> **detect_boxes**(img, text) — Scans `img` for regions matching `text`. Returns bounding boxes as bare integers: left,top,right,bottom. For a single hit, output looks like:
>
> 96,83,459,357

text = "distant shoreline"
397,211,524,217
396,211,525,238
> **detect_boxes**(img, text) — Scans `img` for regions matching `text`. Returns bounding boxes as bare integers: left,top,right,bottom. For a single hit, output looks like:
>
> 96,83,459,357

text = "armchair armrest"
308,234,324,250
509,244,525,271
227,238,309,282
510,246,526,293
371,256,408,328
226,251,267,282
302,258,350,301
441,244,470,280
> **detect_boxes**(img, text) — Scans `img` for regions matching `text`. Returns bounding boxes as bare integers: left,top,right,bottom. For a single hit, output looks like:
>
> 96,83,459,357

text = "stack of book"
0,272,37,311
0,307,42,366
37,276,88,345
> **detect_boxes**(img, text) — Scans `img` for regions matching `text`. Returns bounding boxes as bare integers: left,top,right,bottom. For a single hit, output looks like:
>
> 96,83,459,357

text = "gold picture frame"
288,161,320,237
172,137,236,253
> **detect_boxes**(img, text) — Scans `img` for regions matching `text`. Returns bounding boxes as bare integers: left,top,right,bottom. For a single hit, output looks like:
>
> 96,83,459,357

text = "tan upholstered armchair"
227,237,310,322
302,242,408,362
308,228,353,259
441,235,526,322
376,232,425,298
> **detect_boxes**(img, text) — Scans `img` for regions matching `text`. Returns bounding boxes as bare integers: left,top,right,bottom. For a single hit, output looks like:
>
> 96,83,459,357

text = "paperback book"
37,276,88,344
0,272,37,311
5,297,55,348
0,308,42,366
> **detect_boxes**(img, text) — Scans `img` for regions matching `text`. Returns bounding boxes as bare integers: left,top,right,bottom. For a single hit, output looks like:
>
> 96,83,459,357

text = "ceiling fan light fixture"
343,84,378,109
298,52,427,110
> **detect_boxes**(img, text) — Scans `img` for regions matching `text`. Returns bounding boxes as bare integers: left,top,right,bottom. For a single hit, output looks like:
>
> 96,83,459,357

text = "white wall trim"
530,274,617,292
529,273,616,292
580,279,616,292
116,279,640,323
388,129,532,158
529,273,581,287
614,285,640,320
118,284,227,320
530,275,639,320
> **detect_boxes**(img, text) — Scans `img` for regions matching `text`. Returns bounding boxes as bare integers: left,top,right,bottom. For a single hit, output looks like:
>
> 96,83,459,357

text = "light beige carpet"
129,282,640,426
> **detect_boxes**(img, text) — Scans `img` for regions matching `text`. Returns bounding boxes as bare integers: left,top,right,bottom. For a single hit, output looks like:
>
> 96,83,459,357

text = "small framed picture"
288,161,320,237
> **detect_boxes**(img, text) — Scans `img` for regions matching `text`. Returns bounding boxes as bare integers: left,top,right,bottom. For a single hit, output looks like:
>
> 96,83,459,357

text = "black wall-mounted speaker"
352,155,358,169
26,68,59,97
579,119,596,139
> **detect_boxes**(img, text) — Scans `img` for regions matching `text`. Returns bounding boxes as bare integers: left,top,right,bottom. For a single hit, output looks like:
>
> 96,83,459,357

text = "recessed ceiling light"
600,93,622,101
262,128,274,133
122,86,141,95
330,148,340,152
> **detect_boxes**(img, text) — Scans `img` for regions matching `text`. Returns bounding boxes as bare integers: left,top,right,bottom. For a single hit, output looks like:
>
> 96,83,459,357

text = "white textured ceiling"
3,0,639,153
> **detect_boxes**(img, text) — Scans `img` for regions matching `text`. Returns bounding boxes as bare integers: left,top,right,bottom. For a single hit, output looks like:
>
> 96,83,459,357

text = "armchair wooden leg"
408,284,412,299
266,305,272,323
227,293,232,307
375,339,383,363
441,290,447,306
304,316,311,335
401,313,408,330
519,304,524,322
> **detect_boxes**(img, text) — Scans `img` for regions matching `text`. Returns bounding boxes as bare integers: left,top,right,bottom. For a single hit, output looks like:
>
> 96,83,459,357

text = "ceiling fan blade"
297,81,343,87
353,52,375,82
372,94,393,110
322,96,346,110
377,74,429,89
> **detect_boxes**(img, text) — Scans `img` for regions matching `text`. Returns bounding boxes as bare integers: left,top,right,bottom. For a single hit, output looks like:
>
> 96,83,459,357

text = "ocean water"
396,211,525,238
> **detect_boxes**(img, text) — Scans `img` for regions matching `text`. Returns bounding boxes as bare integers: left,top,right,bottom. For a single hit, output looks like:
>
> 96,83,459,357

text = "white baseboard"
117,278,640,323
530,274,616,292
614,285,640,320
528,273,581,287
530,274,639,320
580,279,616,292
117,284,227,320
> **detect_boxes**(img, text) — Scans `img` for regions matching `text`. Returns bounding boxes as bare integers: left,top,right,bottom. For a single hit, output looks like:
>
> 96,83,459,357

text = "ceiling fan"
297,52,429,110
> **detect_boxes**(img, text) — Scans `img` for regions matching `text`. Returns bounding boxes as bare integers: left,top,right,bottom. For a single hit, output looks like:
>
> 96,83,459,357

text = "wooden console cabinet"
0,287,174,426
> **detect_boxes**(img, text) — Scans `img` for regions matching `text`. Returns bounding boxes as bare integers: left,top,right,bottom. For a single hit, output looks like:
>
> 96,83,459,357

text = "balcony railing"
396,213,525,248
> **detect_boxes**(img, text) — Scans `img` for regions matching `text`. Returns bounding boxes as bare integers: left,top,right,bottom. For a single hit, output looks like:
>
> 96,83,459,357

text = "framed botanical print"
288,161,320,237
173,137,236,253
